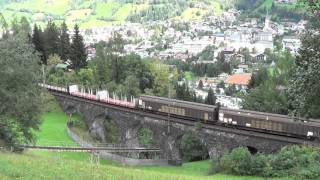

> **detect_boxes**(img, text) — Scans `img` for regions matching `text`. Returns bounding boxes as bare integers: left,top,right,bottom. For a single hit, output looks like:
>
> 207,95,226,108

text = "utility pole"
167,70,174,135
42,64,46,84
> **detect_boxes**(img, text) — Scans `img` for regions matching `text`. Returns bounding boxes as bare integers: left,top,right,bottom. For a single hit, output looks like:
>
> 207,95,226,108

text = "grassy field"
1,150,278,180
0,151,196,180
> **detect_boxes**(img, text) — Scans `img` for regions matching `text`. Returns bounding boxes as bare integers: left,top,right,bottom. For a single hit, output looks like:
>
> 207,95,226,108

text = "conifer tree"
58,21,71,62
70,24,87,70
20,17,31,36
44,20,59,57
0,13,8,38
205,88,216,105
198,80,204,89
32,24,46,64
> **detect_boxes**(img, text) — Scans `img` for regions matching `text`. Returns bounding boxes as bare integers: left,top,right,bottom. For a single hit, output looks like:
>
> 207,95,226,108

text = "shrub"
104,119,119,143
208,158,222,175
179,131,208,162
295,163,320,180
138,128,154,147
220,147,257,175
215,145,320,179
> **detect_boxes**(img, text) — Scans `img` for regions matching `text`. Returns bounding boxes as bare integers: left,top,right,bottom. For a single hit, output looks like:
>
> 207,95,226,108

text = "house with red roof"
224,73,252,90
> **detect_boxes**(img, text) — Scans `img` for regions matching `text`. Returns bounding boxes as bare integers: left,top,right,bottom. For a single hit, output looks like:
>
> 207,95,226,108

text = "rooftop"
225,73,252,86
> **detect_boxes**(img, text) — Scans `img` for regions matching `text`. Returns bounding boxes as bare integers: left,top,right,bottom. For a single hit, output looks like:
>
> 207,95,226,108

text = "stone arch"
246,146,258,155
65,105,76,115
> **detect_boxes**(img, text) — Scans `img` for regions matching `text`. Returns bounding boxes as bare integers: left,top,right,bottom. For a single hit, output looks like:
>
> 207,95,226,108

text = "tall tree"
70,24,87,70
32,24,46,64
198,80,204,89
0,13,8,38
243,52,294,115
288,0,320,119
58,21,71,62
20,17,31,36
0,34,42,149
107,32,124,83
11,17,19,35
205,88,216,105
44,20,59,57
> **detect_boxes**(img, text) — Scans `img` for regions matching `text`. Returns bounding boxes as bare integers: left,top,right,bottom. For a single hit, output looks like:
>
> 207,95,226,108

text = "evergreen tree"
32,24,46,64
198,80,204,89
44,20,59,57
0,13,8,38
205,88,216,105
70,24,87,70
11,17,19,35
58,22,71,62
107,32,124,83
20,17,31,36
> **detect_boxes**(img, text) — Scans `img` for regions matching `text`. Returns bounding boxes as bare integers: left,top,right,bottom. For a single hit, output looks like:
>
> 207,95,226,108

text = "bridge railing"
22,141,160,151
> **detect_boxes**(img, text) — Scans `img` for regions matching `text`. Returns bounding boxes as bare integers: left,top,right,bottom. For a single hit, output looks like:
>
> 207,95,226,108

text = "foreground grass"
0,151,193,180
0,151,274,180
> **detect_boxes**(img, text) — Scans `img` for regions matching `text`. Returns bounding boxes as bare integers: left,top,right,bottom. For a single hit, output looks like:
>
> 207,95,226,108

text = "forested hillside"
0,0,228,29
236,0,304,22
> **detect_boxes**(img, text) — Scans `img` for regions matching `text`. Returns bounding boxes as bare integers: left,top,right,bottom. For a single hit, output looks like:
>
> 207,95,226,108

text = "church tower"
263,9,271,32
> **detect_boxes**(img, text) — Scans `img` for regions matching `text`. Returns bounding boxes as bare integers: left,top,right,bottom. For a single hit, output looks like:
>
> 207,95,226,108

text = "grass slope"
0,0,224,29
0,151,275,180
0,151,195,180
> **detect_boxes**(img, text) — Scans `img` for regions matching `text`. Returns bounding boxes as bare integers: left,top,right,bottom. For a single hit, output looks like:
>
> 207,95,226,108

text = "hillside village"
72,7,304,109
0,0,303,109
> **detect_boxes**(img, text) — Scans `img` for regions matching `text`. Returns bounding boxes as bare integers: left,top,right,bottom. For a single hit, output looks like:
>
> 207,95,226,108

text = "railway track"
49,91,320,147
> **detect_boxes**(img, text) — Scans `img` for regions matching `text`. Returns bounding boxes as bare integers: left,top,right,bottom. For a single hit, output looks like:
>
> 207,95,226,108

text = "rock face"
54,95,295,160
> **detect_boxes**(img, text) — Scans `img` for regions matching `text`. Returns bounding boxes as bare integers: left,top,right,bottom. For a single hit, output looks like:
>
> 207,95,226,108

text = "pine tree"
198,80,204,89
20,17,31,36
11,17,19,35
107,32,124,83
205,88,216,105
32,24,46,64
44,20,59,57
70,24,87,70
58,21,71,62
0,13,8,37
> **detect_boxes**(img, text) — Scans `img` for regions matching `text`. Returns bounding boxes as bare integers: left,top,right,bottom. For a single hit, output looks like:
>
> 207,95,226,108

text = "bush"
72,113,86,130
214,145,320,179
208,158,222,175
220,147,258,175
138,128,154,147
104,119,119,143
296,163,320,180
179,131,208,162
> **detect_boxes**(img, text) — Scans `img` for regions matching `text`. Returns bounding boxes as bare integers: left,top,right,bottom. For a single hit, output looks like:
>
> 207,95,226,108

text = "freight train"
41,84,320,140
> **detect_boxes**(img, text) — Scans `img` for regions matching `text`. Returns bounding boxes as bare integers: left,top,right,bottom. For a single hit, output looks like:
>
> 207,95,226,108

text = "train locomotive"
42,84,320,140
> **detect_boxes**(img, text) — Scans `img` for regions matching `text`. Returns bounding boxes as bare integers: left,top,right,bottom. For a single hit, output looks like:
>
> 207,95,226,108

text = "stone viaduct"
52,92,317,162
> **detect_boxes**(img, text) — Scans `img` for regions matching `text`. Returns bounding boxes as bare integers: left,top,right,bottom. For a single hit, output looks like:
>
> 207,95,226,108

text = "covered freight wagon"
138,95,218,122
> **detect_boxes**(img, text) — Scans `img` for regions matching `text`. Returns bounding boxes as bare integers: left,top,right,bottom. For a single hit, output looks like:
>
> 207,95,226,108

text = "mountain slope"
0,0,226,29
